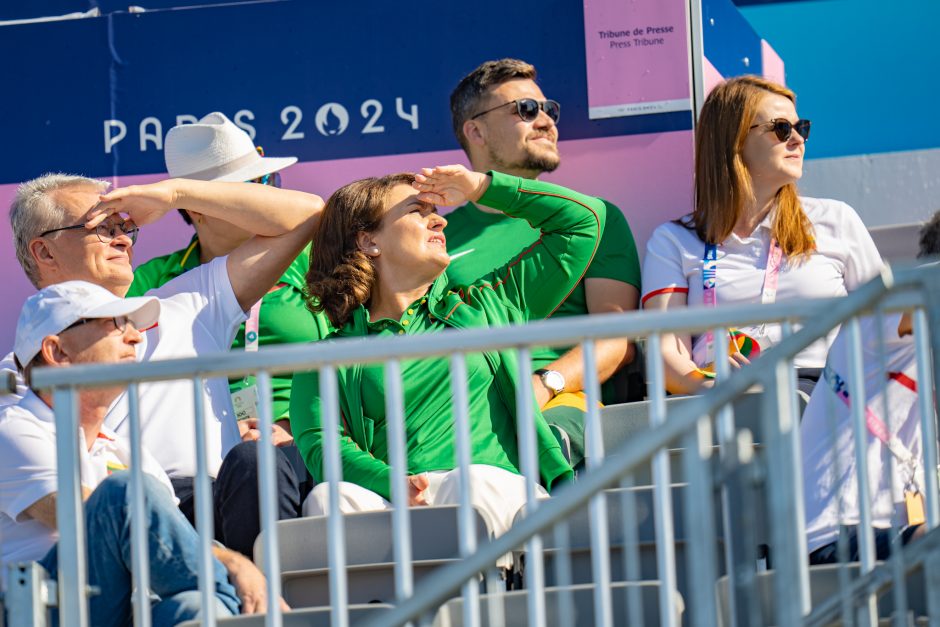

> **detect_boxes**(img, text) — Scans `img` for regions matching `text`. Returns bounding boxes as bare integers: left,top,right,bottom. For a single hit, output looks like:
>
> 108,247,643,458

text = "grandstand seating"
716,561,929,625
253,505,490,607
432,581,683,626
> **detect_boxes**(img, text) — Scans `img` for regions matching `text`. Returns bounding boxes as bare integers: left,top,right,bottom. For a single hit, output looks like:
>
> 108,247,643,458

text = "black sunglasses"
749,118,811,142
39,220,139,245
471,98,561,124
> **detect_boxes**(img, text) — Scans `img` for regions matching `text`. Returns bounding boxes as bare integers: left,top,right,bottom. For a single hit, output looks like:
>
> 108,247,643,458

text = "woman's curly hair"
305,173,416,328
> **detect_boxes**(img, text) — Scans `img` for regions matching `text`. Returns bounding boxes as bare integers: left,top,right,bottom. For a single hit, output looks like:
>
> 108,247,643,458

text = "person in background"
801,211,940,563
0,282,285,624
7,168,321,557
445,58,641,469
642,75,883,396
291,164,606,537
126,112,332,542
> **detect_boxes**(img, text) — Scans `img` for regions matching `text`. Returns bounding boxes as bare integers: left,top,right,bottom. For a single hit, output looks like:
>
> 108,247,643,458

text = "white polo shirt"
641,197,883,368
801,314,920,553
105,256,247,478
0,391,175,564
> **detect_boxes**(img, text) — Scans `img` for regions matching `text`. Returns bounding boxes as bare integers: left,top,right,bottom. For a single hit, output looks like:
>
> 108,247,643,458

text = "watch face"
542,370,565,393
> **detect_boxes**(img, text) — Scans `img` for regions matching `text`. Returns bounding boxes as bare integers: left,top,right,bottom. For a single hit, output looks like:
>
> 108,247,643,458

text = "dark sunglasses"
471,98,561,124
62,315,131,334
749,118,811,142
248,171,282,188
39,220,139,245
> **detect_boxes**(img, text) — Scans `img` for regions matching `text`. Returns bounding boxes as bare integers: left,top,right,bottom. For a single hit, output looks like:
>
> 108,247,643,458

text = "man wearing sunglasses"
443,58,642,470
6,153,322,558
0,281,283,622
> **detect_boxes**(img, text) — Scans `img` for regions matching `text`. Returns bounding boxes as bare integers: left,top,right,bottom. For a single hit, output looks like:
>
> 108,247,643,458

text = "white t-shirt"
801,313,921,553
0,391,175,564
641,197,884,369
105,256,246,478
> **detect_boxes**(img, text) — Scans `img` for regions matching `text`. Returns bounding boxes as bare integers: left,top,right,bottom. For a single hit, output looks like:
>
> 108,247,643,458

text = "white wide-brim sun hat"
14,281,161,366
164,111,297,183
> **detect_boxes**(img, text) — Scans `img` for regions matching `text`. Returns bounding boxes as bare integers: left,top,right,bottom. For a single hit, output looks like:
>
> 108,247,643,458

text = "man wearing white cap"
7,150,321,556
0,282,281,623
126,113,331,548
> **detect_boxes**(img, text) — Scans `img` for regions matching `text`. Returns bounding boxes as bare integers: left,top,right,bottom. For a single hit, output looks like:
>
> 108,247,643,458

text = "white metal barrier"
10,262,940,627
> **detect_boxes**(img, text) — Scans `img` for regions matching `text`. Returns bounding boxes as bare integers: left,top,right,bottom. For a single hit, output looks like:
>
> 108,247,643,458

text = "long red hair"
689,75,814,257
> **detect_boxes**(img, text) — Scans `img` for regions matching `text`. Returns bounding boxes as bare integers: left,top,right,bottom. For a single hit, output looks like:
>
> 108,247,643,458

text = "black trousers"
170,441,311,558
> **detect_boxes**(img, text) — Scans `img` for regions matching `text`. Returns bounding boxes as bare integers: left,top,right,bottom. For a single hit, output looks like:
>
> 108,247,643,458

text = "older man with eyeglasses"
0,281,285,624
3,159,322,558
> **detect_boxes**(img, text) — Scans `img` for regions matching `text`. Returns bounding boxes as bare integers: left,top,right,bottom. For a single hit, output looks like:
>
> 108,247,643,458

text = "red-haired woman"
289,165,605,536
642,76,882,395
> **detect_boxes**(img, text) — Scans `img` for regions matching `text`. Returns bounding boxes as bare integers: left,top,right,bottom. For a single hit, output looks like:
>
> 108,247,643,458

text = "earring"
371,247,380,255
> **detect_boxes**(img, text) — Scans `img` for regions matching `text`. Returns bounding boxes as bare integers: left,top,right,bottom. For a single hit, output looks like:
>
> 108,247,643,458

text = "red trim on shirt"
888,371,917,393
96,432,115,441
641,286,689,306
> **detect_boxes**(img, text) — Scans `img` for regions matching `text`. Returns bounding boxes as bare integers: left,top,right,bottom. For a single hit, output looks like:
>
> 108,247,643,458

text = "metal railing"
13,262,940,626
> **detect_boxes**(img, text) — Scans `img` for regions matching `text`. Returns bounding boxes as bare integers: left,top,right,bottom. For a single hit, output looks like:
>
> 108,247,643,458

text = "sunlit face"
51,316,142,402
366,184,449,284
741,93,806,193
35,185,135,295
470,79,560,175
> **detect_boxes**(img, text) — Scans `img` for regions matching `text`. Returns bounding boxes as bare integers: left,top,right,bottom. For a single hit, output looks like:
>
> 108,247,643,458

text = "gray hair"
10,173,110,287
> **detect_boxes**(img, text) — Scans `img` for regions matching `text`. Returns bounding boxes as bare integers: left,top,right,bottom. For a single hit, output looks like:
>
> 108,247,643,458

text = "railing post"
319,365,350,627
52,386,88,627
255,372,283,627
126,383,151,627
762,358,810,626
384,359,415,607
645,334,679,627
191,377,217,627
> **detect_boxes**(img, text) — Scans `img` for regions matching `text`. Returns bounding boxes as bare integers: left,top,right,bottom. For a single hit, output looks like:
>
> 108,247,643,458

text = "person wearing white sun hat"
125,111,331,555
0,281,286,623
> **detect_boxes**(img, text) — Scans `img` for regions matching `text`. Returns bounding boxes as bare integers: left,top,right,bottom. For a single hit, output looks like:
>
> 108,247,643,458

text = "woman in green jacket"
289,165,605,536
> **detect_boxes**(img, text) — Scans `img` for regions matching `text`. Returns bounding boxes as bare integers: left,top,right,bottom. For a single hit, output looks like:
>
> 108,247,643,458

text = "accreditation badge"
231,385,260,422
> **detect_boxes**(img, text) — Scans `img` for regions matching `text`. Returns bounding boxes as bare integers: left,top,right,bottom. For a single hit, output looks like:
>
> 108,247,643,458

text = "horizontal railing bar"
32,267,920,391
365,267,896,627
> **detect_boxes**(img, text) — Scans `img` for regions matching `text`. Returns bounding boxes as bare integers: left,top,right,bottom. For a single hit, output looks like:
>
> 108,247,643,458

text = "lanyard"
702,238,783,361
245,300,262,352
822,364,921,491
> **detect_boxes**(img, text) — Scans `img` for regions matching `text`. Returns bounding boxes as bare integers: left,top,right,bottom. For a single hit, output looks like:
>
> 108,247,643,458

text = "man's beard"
488,143,560,175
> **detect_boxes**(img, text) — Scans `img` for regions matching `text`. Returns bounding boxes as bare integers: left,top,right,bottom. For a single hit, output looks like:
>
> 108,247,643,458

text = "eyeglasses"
471,98,561,124
39,220,139,244
62,315,131,334
749,118,811,142
248,172,282,188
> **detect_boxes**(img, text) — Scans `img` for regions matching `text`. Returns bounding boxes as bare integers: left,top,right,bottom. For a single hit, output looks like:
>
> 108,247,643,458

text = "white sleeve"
0,352,27,409
0,415,58,521
641,223,692,306
147,256,247,351
838,201,885,290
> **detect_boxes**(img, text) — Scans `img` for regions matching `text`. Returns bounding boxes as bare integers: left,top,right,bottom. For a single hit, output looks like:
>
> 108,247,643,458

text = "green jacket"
290,172,606,498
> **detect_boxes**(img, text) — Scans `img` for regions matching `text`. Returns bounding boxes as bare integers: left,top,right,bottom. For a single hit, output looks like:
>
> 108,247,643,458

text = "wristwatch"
534,369,566,398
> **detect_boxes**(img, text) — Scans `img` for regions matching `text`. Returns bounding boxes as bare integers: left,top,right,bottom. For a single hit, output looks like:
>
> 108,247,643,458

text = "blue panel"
702,0,763,78
0,0,692,184
0,1,254,21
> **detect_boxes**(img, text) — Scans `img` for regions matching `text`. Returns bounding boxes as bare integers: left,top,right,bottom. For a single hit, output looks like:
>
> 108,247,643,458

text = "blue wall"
738,0,940,159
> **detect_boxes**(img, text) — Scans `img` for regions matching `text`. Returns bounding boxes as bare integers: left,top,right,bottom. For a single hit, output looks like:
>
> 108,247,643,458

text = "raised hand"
412,165,490,207
88,179,181,228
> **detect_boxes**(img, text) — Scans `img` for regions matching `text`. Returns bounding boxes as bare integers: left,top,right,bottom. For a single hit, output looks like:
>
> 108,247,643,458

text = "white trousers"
303,464,548,538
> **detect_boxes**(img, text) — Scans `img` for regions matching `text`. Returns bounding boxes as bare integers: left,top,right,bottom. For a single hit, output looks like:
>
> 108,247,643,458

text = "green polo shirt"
358,295,519,478
128,237,332,420
444,198,641,369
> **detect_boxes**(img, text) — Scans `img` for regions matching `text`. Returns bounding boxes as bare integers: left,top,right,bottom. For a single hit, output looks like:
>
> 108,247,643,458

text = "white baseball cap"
164,112,297,183
14,281,161,366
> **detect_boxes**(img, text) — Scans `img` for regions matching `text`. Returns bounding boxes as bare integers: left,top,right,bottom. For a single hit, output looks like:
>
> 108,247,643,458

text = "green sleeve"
290,368,393,496
127,258,166,297
467,171,606,321
586,200,641,290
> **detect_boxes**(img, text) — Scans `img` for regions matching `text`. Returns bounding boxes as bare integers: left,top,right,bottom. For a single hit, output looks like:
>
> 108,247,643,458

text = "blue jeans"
39,473,241,626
